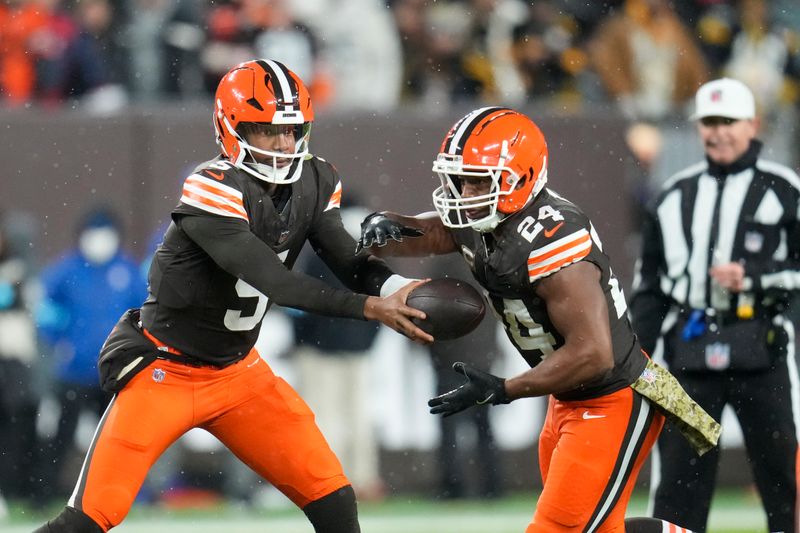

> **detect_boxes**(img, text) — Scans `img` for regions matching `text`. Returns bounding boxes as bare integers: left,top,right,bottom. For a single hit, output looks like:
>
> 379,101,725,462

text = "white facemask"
79,227,120,265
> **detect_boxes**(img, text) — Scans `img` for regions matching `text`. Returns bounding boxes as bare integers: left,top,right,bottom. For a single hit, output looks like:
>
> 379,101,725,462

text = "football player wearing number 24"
358,107,718,533
34,59,432,533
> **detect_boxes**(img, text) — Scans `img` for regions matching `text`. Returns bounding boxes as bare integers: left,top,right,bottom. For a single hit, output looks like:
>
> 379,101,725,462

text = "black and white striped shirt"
630,140,800,355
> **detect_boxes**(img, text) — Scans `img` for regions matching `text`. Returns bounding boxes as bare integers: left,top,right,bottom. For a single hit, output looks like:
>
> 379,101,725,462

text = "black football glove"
355,212,425,253
428,362,509,417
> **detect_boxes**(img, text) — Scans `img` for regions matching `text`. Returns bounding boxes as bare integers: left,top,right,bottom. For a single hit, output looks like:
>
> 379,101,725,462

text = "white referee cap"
690,78,756,121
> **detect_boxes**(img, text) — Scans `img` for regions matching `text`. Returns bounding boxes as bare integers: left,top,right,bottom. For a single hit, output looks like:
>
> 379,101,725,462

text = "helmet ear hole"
515,166,535,190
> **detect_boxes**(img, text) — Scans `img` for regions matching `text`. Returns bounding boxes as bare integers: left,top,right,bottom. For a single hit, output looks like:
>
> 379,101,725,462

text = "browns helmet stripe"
255,59,297,111
444,106,512,155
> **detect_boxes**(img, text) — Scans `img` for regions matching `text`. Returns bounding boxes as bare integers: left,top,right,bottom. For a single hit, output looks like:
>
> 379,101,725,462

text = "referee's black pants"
652,347,799,533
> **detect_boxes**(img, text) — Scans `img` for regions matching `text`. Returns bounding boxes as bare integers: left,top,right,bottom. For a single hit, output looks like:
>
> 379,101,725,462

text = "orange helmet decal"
433,107,548,232
213,59,314,184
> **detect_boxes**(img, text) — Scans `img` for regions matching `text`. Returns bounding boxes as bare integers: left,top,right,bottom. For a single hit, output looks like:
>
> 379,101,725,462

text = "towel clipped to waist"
630,359,721,456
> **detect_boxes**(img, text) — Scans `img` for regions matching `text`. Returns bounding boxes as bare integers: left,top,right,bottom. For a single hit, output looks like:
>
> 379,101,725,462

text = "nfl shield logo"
152,368,166,383
640,367,657,384
705,342,730,370
744,231,764,253
710,89,722,102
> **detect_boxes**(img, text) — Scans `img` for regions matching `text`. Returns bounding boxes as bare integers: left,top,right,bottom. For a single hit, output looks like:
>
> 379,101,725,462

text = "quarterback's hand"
355,212,425,253
364,280,434,344
428,362,509,417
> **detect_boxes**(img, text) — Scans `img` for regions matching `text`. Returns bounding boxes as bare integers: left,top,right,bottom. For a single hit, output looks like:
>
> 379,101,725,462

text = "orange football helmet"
213,59,314,184
432,107,549,232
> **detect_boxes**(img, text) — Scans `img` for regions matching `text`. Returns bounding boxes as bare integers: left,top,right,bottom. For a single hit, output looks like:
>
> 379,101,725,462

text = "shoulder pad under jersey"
178,160,249,222
521,196,592,283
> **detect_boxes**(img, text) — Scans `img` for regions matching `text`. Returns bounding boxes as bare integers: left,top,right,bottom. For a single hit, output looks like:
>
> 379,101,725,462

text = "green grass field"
3,489,766,532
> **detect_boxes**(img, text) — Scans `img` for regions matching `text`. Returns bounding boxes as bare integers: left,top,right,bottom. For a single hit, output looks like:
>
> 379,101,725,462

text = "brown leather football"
407,278,486,340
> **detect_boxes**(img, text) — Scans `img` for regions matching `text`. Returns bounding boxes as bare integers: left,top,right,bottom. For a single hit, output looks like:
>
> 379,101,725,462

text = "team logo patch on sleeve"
324,180,342,212
180,174,249,221
527,228,592,282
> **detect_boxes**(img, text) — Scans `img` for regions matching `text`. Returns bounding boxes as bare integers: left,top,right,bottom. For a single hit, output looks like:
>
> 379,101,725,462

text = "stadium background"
3,0,800,530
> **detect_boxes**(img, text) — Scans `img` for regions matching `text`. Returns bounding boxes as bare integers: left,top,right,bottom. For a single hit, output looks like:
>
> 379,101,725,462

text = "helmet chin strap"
252,161,292,181
470,213,503,233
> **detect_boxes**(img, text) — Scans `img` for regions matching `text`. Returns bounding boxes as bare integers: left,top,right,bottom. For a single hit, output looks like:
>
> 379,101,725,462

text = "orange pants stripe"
528,387,664,533
67,350,349,531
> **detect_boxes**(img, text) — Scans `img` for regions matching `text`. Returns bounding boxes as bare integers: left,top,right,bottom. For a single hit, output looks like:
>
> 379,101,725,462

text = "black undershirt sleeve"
178,214,368,319
308,208,395,295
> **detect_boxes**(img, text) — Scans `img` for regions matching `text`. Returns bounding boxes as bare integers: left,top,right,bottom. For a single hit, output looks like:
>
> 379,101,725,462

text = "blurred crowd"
0,0,798,120
4,0,800,517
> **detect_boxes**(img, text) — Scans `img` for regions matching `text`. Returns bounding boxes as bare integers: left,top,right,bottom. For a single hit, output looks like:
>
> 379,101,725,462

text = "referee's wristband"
380,274,419,297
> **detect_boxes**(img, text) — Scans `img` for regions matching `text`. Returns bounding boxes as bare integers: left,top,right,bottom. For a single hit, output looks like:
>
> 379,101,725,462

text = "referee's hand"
709,262,745,292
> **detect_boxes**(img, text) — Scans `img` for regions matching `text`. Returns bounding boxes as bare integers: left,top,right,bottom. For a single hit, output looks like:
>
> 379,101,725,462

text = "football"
407,278,486,340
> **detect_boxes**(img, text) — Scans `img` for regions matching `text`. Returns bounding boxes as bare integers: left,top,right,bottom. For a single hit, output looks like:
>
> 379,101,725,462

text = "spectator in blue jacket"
36,206,146,501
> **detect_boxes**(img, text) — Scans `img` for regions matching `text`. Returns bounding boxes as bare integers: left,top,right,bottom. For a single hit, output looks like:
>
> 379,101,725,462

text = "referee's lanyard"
705,174,727,314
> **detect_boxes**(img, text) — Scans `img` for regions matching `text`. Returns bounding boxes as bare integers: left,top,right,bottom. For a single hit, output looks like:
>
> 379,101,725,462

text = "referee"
631,78,800,533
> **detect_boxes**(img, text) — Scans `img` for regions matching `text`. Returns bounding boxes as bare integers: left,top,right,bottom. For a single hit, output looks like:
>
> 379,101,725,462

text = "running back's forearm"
372,211,457,257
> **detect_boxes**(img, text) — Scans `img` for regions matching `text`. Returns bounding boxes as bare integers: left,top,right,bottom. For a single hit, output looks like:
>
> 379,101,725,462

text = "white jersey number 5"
224,250,289,331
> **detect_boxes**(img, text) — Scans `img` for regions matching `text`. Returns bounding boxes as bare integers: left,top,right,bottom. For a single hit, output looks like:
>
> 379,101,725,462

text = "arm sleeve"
178,214,369,320
308,208,395,296
629,207,673,354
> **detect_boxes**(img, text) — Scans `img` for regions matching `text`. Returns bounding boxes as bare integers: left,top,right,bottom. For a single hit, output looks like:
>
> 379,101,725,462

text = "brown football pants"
529,387,664,532
66,350,350,531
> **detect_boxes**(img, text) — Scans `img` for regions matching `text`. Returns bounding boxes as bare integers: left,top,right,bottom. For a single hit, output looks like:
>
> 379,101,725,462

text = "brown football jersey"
449,188,646,400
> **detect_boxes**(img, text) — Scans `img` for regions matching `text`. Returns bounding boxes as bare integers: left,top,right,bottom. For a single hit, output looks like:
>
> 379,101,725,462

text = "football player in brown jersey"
34,60,432,533
358,107,719,533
